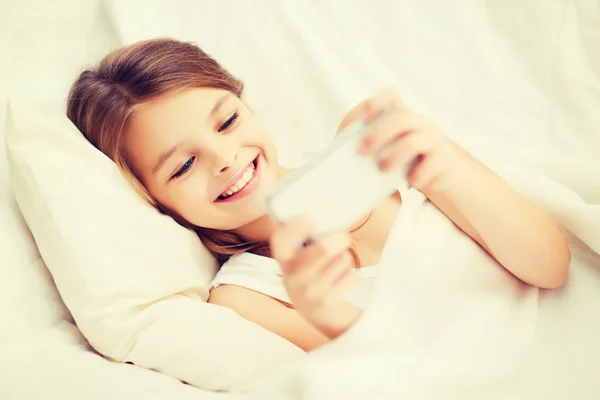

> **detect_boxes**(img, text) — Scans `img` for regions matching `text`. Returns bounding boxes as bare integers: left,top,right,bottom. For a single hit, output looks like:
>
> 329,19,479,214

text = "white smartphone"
266,108,412,239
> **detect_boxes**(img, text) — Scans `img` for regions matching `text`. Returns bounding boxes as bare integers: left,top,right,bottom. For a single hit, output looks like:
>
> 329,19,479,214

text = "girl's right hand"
270,218,362,339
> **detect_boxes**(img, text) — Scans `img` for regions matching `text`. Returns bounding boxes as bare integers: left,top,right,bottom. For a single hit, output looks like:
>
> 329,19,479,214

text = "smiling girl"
67,38,570,352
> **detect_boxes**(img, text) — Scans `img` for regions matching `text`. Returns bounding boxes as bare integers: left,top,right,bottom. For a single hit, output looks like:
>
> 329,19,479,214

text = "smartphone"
266,108,412,239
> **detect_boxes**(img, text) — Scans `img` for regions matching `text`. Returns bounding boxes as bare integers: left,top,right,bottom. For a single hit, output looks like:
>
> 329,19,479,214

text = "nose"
210,151,238,177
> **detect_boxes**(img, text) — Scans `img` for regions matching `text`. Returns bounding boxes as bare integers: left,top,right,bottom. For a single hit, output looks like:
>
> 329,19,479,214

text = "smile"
214,155,261,203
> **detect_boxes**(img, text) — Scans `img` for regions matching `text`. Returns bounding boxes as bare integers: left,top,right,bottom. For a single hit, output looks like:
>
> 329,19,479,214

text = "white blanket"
250,152,600,399
2,0,598,397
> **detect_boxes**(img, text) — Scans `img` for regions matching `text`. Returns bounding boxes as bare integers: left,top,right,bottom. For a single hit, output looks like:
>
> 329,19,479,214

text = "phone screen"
266,110,410,238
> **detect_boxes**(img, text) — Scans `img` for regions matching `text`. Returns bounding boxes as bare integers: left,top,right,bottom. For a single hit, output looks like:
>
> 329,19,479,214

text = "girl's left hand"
339,89,462,191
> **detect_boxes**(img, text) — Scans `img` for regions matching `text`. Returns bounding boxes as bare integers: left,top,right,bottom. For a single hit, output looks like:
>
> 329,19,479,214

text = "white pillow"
0,99,73,343
5,98,304,393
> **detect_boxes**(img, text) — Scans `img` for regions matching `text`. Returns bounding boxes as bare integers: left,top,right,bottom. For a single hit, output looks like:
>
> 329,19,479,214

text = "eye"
218,112,239,133
171,156,195,179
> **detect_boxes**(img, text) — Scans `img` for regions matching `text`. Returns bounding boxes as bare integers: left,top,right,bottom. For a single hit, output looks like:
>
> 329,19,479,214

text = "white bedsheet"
251,155,600,399
0,322,239,400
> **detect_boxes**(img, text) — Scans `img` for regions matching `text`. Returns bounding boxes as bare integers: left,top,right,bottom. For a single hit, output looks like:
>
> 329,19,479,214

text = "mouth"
214,155,262,203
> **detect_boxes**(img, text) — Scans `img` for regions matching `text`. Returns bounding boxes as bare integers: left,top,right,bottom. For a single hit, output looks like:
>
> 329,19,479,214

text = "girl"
67,38,570,352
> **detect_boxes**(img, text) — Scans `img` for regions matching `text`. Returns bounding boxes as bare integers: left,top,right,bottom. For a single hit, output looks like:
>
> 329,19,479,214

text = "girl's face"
126,88,280,231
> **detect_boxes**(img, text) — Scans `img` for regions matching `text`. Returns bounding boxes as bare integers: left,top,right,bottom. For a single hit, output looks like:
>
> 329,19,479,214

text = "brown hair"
67,38,269,265
67,38,362,268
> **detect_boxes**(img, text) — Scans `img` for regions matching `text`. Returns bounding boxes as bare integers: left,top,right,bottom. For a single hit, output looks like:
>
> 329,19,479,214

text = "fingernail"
301,238,314,248
378,159,390,172
295,237,313,251
356,140,370,155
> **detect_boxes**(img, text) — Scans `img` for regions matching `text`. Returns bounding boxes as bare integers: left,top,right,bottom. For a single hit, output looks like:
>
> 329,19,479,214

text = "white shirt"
209,182,414,309
209,251,378,309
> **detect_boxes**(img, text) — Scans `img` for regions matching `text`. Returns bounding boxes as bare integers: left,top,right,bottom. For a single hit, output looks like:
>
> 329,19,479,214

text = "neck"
234,213,279,243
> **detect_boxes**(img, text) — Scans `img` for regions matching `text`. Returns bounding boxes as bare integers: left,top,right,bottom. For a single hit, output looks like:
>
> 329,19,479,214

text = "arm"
423,143,571,289
268,222,364,341
342,89,571,289
208,284,330,351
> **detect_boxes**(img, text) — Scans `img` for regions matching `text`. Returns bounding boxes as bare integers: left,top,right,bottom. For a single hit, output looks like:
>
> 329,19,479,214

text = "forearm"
423,145,570,289
309,302,363,340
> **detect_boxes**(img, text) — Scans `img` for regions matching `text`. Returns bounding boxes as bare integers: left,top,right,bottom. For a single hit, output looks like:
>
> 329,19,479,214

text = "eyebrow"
152,143,184,176
152,94,232,176
208,94,232,123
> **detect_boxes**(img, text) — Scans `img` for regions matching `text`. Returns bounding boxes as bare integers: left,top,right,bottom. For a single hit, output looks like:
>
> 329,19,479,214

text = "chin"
248,205,270,224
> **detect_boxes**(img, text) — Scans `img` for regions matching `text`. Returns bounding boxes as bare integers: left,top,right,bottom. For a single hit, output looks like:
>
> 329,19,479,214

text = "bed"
1,1,599,398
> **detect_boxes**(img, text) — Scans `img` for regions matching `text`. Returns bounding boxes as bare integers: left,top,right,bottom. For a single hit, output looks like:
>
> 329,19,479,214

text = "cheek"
242,116,270,141
161,177,211,222
248,125,277,159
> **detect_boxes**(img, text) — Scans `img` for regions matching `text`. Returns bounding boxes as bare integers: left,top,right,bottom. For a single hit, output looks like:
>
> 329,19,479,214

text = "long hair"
67,38,362,268
66,38,270,265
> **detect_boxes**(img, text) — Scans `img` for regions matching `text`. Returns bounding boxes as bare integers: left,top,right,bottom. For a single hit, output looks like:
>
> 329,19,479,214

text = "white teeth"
219,161,256,199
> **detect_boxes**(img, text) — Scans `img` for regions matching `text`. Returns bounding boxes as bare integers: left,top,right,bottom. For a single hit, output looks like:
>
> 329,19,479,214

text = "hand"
270,218,362,339
339,88,462,191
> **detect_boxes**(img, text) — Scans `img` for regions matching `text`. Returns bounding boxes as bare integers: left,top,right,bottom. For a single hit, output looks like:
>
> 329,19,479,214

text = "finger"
337,104,365,133
377,130,430,173
406,154,442,189
283,232,352,278
270,217,316,263
360,88,405,121
338,89,402,133
319,251,355,287
301,232,352,268
358,109,420,156
304,252,356,302
325,264,358,306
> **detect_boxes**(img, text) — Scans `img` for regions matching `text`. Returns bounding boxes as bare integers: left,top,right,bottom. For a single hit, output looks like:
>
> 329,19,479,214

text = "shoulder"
213,252,282,282
210,252,293,305
208,283,284,308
